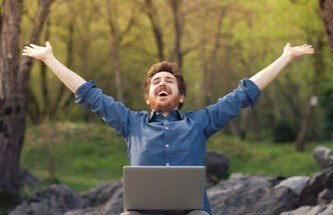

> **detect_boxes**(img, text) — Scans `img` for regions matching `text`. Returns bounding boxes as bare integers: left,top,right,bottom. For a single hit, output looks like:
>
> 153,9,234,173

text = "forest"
1,0,333,214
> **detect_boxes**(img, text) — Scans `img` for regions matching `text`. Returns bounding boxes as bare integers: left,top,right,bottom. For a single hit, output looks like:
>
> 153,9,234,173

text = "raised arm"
250,43,315,90
22,41,86,93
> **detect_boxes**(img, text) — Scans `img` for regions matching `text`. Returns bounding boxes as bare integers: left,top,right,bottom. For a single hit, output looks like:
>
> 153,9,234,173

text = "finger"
21,53,32,57
305,47,315,51
23,47,34,51
286,42,291,47
27,45,38,50
46,41,51,48
305,50,315,54
29,43,40,48
302,45,313,48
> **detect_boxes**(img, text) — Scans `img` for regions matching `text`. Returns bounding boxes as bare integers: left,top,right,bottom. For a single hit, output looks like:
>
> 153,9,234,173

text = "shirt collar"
148,109,184,122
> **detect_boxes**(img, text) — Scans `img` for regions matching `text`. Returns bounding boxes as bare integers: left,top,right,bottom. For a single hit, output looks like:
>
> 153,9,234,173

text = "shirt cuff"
74,80,95,104
239,79,261,107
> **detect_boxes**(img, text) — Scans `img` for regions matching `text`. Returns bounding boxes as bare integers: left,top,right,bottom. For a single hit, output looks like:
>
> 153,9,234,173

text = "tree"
319,0,333,55
169,0,183,71
105,0,140,102
145,0,165,61
0,0,54,208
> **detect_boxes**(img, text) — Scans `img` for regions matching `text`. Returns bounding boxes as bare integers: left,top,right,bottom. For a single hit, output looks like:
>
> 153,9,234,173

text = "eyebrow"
151,76,175,82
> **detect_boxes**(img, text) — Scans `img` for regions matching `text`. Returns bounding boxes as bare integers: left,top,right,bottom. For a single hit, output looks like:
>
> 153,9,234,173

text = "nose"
159,79,167,86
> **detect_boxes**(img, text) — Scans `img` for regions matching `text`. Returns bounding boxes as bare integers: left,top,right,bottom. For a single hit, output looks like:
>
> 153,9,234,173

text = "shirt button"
165,127,169,130
166,163,170,166
166,144,169,148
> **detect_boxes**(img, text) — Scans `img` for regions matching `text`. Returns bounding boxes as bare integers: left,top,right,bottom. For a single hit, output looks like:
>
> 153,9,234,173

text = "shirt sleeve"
202,79,261,137
74,80,138,138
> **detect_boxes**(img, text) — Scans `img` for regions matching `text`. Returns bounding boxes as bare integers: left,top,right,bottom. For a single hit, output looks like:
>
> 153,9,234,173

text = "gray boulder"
11,168,333,215
18,168,39,186
66,180,123,215
10,184,86,215
281,204,333,215
275,176,309,195
204,151,230,184
207,173,298,215
313,146,333,169
83,180,123,207
299,168,333,206
318,189,333,204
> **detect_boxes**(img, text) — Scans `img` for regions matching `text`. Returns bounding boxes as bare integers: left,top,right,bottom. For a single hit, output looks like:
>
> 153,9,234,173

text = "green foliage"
208,132,327,176
22,122,129,192
19,0,333,141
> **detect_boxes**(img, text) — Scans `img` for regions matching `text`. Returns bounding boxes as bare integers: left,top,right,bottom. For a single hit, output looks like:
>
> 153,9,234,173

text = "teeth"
158,91,168,96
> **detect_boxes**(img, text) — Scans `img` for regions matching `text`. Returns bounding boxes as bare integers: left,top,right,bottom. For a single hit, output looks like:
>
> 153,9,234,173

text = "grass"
208,134,330,177
21,121,333,194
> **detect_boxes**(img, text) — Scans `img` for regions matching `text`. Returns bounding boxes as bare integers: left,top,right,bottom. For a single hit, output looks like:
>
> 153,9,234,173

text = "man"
22,41,314,215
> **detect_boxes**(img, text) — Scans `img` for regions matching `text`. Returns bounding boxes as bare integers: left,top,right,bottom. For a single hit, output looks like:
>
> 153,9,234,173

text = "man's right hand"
22,41,53,61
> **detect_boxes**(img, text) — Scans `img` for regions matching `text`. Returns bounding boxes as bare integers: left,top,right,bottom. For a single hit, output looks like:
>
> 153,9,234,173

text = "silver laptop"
123,166,205,212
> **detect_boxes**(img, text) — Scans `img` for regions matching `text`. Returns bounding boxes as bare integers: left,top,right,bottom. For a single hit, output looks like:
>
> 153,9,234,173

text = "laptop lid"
123,166,205,211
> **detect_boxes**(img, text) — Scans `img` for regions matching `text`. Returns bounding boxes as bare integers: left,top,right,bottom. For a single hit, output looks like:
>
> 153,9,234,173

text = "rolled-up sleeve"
202,79,261,136
75,80,138,138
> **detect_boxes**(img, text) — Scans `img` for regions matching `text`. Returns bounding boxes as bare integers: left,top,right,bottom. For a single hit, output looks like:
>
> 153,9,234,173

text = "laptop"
123,166,205,212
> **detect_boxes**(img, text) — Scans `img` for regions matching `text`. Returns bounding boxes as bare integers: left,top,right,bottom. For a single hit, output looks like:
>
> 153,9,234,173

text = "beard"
148,96,180,112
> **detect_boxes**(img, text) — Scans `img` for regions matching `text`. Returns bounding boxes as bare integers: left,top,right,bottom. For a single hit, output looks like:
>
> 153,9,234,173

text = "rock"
10,184,86,215
204,151,230,184
275,176,309,195
65,207,101,215
66,180,123,215
208,173,298,215
299,168,333,206
11,167,333,215
318,189,333,204
82,180,123,207
18,168,39,186
313,146,333,169
281,204,333,215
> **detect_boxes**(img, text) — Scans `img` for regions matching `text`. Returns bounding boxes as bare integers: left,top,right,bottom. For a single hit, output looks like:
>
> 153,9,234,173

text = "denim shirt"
75,79,261,214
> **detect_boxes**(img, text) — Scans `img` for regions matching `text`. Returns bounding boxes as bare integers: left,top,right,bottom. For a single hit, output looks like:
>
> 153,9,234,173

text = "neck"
152,108,179,117
161,111,169,117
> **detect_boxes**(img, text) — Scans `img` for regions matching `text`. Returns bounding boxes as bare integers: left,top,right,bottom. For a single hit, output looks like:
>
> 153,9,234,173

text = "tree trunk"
319,0,333,55
106,0,137,103
295,95,313,151
145,0,165,61
170,0,183,71
0,0,23,207
112,36,124,102
295,34,325,151
0,0,54,208
41,21,51,118
239,108,251,140
52,13,76,118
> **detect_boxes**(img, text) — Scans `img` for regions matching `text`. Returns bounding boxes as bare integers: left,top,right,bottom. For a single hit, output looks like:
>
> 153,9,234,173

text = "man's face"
146,71,185,112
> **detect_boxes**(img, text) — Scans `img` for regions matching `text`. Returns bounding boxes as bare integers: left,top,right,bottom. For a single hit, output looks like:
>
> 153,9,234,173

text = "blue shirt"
75,79,261,214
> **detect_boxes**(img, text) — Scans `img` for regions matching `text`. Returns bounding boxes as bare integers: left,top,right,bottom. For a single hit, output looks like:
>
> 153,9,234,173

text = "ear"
178,94,185,103
145,94,150,106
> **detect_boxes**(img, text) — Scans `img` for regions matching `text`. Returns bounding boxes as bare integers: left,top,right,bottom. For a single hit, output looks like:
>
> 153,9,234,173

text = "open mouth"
158,91,169,97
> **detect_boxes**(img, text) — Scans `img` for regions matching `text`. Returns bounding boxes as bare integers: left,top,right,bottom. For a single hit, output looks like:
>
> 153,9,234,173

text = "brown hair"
143,61,187,109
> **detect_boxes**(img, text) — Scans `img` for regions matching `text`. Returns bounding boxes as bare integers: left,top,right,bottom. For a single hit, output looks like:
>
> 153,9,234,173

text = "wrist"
42,53,55,64
281,52,294,63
